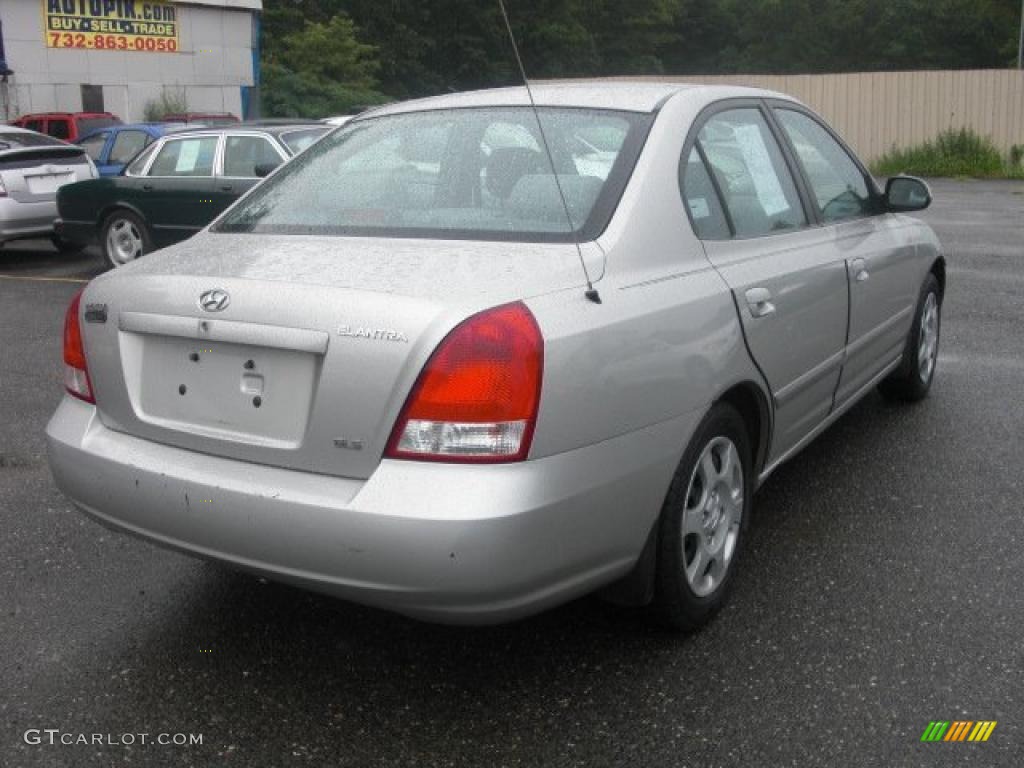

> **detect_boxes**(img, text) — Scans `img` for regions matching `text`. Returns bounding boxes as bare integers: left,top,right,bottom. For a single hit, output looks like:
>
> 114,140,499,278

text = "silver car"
0,125,96,250
46,83,944,628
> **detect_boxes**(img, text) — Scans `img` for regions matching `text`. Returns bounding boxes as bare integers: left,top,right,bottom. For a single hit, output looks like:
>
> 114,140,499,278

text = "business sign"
43,0,179,53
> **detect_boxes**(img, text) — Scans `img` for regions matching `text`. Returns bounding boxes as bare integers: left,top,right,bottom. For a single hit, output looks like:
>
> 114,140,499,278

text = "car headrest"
485,147,546,201
507,174,604,228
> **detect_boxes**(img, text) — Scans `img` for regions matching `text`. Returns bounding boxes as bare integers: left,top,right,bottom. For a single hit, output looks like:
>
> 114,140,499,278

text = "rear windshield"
215,107,652,242
0,132,65,149
77,117,121,134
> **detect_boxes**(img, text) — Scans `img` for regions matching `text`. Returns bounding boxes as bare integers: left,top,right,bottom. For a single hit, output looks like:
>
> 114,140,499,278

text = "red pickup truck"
10,112,122,142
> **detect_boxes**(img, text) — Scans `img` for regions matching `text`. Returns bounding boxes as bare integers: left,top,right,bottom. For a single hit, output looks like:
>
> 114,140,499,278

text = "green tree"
261,11,387,117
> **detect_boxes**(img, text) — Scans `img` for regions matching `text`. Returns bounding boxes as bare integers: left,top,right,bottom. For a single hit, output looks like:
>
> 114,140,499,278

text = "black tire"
101,209,150,269
50,234,84,255
878,273,941,402
653,402,753,632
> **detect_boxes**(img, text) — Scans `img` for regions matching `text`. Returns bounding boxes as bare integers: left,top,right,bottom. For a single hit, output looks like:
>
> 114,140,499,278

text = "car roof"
157,123,325,138
363,80,796,117
74,122,174,140
16,111,118,119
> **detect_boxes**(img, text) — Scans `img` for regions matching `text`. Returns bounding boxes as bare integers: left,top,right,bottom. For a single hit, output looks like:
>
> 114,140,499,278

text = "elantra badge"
199,289,230,312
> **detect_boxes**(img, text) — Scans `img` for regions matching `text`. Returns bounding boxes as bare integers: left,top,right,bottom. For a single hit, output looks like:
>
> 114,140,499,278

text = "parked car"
74,122,188,177
46,83,944,629
55,123,329,267
10,112,121,142
0,125,97,250
161,112,239,125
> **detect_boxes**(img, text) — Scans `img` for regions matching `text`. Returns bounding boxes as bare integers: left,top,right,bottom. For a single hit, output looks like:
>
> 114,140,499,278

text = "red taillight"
385,302,543,463
63,288,94,403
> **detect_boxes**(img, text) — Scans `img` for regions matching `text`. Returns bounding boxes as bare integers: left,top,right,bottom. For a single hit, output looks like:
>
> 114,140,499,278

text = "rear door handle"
744,287,776,318
141,183,154,191
851,258,869,282
219,184,234,192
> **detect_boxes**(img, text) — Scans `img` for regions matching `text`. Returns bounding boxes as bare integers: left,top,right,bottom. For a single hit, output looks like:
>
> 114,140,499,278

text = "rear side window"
48,119,71,140
697,108,806,238
78,132,110,161
109,130,150,165
774,109,874,223
222,135,282,177
280,127,328,154
148,137,218,177
681,148,730,239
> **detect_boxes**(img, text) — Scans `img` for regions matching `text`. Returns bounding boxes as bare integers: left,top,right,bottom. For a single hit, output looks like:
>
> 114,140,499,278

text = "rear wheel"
878,273,941,402
102,210,149,268
653,403,752,632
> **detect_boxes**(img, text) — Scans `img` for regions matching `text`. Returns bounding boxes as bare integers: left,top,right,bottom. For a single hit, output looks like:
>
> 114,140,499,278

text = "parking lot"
1,178,1022,766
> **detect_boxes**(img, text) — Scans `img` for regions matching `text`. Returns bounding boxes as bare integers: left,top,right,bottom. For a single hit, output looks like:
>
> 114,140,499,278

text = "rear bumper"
46,396,691,623
0,197,58,240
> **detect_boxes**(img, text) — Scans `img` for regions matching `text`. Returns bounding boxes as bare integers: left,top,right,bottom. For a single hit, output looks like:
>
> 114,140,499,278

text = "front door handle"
141,183,154,191
744,287,776,318
851,258,869,282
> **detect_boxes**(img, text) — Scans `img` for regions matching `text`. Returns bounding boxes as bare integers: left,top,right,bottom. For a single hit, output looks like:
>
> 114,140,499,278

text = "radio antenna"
497,0,601,304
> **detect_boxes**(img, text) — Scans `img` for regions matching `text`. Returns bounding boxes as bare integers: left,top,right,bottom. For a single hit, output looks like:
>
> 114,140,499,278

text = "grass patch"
871,128,1024,180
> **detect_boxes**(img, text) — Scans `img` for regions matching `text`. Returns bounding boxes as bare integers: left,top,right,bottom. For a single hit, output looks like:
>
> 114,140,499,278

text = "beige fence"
595,70,1024,162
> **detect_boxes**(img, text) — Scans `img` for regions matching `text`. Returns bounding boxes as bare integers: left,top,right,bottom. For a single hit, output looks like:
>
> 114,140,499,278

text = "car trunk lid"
79,232,601,479
0,146,91,203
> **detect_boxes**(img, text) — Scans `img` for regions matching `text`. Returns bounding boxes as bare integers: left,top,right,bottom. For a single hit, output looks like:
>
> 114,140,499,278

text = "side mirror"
254,161,280,178
885,176,931,212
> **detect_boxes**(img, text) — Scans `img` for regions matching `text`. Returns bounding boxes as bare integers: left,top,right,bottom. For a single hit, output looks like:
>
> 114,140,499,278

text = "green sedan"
55,123,328,268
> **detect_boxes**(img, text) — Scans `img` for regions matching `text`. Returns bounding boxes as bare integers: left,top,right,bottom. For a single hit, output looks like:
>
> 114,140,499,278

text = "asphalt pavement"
1,179,1022,767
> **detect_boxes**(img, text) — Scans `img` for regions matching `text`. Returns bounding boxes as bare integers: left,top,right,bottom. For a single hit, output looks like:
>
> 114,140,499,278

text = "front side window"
109,130,150,165
775,109,874,223
125,142,158,176
148,137,218,177
216,107,651,242
697,108,806,238
222,135,283,177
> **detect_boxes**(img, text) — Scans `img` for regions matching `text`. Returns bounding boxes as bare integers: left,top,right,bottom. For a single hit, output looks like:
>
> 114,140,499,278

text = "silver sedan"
0,125,96,250
46,83,944,628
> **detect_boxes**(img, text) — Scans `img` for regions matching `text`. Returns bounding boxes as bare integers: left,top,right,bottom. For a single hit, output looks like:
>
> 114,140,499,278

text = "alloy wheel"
106,218,143,265
917,292,939,382
681,436,744,597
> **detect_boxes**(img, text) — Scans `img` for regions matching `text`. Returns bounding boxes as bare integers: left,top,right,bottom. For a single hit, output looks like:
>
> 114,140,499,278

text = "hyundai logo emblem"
198,289,230,312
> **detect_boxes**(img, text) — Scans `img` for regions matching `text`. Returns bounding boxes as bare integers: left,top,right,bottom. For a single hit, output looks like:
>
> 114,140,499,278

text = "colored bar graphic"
945,721,972,741
922,720,996,742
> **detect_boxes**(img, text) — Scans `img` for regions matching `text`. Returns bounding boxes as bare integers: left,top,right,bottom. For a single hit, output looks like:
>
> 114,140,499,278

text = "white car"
0,125,97,251
322,115,353,127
